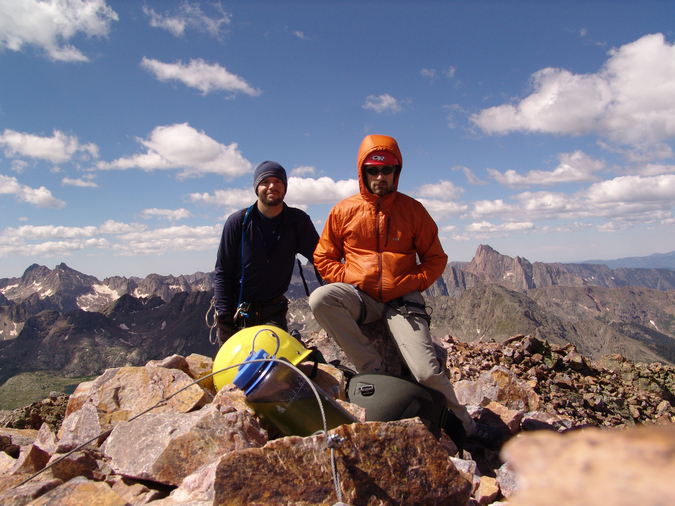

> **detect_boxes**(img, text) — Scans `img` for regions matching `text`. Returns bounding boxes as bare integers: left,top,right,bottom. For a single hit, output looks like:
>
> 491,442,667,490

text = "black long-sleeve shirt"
213,203,319,317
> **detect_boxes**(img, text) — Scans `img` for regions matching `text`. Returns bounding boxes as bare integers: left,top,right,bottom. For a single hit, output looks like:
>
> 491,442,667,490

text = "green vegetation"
0,371,97,411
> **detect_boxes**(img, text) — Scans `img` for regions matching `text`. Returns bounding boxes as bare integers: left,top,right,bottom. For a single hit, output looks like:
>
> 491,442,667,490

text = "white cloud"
0,174,65,208
421,69,437,78
452,166,488,185
468,173,675,227
444,66,457,78
5,221,145,240
414,180,464,201
96,123,252,179
0,129,99,164
141,58,261,96
112,225,221,256
363,94,404,114
187,188,255,208
0,220,220,258
585,174,675,204
141,208,193,221
143,2,231,37
488,151,605,188
417,198,469,222
294,31,307,40
290,166,316,177
62,176,98,188
285,177,358,206
0,0,118,62
471,33,675,160
465,221,535,235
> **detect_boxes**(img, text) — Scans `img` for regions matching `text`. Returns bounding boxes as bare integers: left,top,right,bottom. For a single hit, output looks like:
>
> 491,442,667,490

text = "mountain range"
2,244,675,390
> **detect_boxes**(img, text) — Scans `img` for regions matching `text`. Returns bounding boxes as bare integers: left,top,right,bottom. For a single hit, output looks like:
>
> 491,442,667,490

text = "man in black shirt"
213,161,319,345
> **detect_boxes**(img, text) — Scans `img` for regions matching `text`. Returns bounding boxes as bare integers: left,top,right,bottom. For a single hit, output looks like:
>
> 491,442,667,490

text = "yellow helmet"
212,325,313,392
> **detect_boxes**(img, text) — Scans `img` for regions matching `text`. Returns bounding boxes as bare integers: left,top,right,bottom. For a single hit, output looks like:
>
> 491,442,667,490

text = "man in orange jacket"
310,134,502,449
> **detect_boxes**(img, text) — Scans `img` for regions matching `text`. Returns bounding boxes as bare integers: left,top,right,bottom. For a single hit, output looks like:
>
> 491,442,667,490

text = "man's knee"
308,285,331,312
309,283,350,312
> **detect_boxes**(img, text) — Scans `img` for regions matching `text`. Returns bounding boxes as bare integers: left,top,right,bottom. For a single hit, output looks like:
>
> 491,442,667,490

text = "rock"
33,424,57,456
495,461,518,498
0,394,69,433
475,401,524,435
146,354,190,375
61,365,212,438
0,428,38,458
43,448,106,483
455,366,539,412
502,424,675,505
450,456,481,494
184,353,216,395
475,475,500,505
101,404,267,486
212,419,472,505
0,452,16,474
9,444,50,476
25,476,128,505
0,477,62,505
150,458,220,506
521,411,573,432
108,475,167,505
56,403,103,453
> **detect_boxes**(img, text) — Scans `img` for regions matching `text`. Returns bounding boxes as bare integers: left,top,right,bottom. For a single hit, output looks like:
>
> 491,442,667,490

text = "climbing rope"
13,359,348,504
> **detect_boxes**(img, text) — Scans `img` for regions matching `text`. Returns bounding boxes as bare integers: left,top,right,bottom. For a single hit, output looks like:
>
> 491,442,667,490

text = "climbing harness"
387,296,432,325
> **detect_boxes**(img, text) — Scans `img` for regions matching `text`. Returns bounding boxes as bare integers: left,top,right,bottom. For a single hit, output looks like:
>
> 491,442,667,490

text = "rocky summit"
0,326,674,505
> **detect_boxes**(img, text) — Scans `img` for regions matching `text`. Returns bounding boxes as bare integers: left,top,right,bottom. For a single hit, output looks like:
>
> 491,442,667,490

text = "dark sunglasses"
365,166,395,176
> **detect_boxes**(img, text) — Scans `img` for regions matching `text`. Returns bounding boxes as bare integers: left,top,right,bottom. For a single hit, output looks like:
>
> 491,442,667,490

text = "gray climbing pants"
309,282,476,434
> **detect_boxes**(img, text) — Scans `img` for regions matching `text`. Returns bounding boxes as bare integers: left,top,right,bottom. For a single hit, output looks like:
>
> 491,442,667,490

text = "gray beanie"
253,161,287,195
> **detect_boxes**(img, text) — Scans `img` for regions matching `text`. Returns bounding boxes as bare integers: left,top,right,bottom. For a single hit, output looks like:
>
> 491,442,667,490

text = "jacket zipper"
376,199,382,301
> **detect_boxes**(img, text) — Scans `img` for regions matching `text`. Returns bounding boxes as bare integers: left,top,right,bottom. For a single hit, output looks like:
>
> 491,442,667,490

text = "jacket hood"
357,135,403,199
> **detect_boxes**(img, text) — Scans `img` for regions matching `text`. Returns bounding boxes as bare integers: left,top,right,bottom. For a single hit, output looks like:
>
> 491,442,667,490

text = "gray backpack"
347,372,466,450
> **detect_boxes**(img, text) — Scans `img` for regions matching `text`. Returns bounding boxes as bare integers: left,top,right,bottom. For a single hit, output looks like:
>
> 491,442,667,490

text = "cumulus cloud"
452,166,488,185
414,180,464,201
488,151,606,188
465,221,535,235
187,188,255,208
143,2,230,37
111,225,221,256
468,173,675,227
0,129,99,164
0,174,64,208
62,176,98,188
286,177,358,206
96,123,252,179
141,58,261,96
290,166,316,177
363,94,404,114
471,33,675,160
0,219,220,258
0,0,118,62
417,199,469,222
141,208,193,221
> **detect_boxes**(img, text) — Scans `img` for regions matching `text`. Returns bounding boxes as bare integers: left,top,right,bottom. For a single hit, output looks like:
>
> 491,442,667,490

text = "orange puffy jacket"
314,135,448,303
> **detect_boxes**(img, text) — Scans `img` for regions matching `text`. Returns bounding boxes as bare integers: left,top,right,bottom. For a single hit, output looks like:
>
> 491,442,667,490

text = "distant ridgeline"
1,244,675,386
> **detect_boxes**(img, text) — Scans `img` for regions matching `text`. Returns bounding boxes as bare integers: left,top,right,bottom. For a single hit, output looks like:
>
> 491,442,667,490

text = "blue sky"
1,0,675,280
